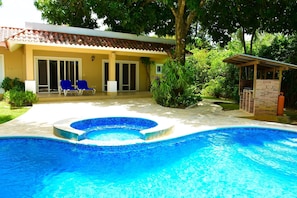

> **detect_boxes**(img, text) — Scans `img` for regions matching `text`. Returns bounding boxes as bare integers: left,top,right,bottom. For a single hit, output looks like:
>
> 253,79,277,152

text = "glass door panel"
130,64,136,90
104,62,109,91
49,60,58,92
116,63,120,90
38,60,48,92
60,61,65,80
122,63,129,90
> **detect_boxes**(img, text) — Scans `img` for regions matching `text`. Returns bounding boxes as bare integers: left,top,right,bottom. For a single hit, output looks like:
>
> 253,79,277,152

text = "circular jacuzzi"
53,116,174,144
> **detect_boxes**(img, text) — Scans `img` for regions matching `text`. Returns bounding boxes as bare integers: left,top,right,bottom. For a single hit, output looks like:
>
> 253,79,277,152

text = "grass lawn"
202,96,297,124
202,96,239,111
0,100,30,124
284,108,297,123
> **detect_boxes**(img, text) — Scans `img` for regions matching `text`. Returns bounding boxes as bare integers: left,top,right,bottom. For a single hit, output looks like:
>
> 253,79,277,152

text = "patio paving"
1,98,297,141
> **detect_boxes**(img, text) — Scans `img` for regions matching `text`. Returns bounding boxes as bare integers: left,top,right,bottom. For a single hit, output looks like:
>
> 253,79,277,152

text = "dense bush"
190,49,239,101
1,77,37,107
3,89,38,107
1,77,25,92
151,60,201,108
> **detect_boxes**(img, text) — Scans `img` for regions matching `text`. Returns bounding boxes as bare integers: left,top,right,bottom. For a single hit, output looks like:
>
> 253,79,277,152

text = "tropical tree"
34,0,97,29
35,0,206,65
197,0,297,54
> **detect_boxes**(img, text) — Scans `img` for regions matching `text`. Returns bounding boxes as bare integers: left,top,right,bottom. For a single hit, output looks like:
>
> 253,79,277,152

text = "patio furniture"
77,80,96,95
59,80,78,96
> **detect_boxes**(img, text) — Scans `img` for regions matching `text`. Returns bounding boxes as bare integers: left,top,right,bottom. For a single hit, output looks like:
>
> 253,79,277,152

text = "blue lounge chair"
59,80,78,96
77,80,96,95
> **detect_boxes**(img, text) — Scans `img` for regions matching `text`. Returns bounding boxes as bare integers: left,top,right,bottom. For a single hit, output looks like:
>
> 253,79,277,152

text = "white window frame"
156,64,163,74
102,59,139,91
34,56,82,93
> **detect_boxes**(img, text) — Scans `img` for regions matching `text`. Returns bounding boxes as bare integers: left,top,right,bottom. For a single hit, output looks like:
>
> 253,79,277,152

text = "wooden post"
239,67,242,95
253,63,257,97
278,68,283,93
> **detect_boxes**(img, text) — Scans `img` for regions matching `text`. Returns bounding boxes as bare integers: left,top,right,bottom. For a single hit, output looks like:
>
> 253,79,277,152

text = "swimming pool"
1,126,297,197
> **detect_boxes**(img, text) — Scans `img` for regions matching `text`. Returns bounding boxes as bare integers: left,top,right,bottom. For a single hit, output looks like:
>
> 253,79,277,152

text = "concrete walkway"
1,98,297,141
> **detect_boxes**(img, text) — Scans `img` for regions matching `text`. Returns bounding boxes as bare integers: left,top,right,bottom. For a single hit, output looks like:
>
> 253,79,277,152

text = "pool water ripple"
1,127,297,197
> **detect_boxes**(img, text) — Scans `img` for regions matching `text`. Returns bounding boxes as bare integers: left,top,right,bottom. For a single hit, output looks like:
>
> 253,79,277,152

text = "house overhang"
6,40,170,56
3,22,175,56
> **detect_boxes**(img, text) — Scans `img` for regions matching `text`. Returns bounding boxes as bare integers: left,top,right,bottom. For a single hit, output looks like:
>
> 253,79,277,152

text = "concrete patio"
1,98,297,141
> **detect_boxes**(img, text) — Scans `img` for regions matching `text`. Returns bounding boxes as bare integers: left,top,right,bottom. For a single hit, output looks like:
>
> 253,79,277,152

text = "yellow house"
0,22,174,95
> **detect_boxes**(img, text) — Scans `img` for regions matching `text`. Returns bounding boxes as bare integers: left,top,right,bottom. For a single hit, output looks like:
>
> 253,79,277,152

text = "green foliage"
202,78,223,98
1,77,24,92
35,0,97,29
190,48,239,101
2,77,37,107
0,101,29,124
197,0,297,53
4,89,38,107
0,77,13,91
140,57,155,89
151,60,201,108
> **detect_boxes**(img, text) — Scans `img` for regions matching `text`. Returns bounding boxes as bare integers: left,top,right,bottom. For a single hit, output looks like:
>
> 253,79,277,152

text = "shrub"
4,89,38,107
1,77,13,91
1,77,24,92
202,79,223,98
151,60,201,108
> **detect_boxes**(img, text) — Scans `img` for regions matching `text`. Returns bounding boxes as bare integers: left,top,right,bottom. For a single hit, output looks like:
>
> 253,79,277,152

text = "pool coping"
53,116,175,145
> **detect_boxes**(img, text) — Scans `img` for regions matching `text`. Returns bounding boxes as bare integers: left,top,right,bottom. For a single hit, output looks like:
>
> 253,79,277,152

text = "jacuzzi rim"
53,116,174,145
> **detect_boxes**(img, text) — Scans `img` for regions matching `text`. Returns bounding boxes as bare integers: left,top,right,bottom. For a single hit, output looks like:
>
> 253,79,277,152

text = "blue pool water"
70,117,158,141
1,127,297,197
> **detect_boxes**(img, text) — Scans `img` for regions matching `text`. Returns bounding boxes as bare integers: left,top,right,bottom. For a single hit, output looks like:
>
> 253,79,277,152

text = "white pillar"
25,80,36,93
108,52,117,94
107,81,117,92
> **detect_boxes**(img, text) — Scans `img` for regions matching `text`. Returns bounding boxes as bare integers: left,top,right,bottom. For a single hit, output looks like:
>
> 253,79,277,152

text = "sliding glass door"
36,58,81,93
104,61,138,91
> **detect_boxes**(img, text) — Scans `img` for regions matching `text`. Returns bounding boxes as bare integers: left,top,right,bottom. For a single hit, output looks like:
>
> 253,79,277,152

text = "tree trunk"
170,0,196,65
249,29,257,55
175,15,187,65
241,28,247,54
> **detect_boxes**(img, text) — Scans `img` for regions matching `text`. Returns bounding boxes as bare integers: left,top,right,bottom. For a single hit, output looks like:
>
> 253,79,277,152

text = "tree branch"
186,11,196,32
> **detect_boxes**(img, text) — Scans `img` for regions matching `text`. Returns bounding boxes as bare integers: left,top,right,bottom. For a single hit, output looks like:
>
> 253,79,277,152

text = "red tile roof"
0,27,23,47
1,26,174,53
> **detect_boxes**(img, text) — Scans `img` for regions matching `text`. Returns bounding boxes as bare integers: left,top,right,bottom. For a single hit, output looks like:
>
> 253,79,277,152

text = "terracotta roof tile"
5,28,174,53
0,27,23,47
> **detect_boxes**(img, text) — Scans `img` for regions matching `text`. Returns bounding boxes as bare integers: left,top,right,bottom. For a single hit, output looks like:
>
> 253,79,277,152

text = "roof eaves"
223,54,297,70
6,40,169,55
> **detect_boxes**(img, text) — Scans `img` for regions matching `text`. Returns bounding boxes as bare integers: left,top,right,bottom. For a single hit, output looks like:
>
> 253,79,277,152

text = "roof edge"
25,22,175,45
223,53,297,69
7,40,169,55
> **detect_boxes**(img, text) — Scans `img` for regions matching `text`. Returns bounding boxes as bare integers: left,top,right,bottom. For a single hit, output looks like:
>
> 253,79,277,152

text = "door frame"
102,60,139,92
34,56,82,93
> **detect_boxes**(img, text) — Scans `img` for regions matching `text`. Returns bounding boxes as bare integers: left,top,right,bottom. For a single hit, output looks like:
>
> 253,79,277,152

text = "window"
156,64,163,74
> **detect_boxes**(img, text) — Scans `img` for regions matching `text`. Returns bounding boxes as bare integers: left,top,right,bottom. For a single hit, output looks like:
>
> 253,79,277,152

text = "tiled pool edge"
53,117,174,145
140,125,175,140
